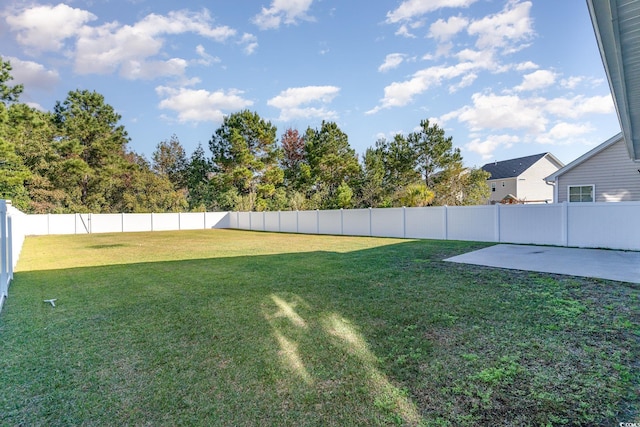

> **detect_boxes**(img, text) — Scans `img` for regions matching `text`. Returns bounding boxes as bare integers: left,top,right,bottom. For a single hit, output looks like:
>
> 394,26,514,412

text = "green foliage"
397,183,435,207
2,54,492,213
208,110,281,211
305,121,361,209
0,58,23,104
408,119,462,188
152,134,188,190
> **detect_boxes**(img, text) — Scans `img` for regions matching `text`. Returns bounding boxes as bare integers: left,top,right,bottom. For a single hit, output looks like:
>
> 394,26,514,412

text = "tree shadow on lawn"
2,240,638,426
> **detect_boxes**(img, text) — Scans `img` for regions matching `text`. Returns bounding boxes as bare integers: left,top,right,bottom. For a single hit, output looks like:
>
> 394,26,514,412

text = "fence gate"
76,213,91,234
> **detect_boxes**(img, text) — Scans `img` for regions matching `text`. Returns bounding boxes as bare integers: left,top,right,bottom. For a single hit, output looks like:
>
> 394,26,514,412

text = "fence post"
0,200,10,306
316,210,320,234
494,203,501,243
443,205,449,240
8,215,13,281
402,207,407,238
121,212,125,233
340,209,344,235
561,201,568,246
369,207,373,236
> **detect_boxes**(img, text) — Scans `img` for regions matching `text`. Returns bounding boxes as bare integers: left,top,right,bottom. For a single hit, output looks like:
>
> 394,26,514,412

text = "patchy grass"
1,229,638,426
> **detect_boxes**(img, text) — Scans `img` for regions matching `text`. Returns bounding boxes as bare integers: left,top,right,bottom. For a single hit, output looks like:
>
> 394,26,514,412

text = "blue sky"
0,0,621,168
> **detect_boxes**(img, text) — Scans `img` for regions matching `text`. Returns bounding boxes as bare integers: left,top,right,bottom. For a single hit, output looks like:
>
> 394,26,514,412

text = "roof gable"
482,153,551,180
545,133,624,181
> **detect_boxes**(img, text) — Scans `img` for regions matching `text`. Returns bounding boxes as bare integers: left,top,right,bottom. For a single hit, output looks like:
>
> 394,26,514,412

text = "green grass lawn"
1,229,638,426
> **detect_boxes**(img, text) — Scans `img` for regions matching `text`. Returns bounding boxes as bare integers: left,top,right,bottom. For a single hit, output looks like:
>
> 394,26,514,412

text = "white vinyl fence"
26,211,230,235
2,200,640,313
228,202,640,251
0,200,27,312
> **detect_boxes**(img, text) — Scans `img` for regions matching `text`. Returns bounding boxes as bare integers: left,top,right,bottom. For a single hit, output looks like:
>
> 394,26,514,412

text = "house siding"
557,138,640,202
517,156,560,202
487,177,517,203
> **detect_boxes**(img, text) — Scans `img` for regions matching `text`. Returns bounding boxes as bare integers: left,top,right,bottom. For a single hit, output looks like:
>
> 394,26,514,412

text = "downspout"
544,177,557,204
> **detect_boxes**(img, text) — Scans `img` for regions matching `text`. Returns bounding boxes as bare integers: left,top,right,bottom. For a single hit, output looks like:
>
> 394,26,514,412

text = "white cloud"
429,15,469,41
395,24,416,38
5,3,96,52
465,134,520,159
371,2,537,114
514,69,557,92
449,73,477,92
545,94,614,118
268,85,339,121
367,56,491,114
467,1,534,53
194,45,221,66
252,0,314,30
239,33,259,55
156,86,253,123
73,9,235,77
5,5,239,80
120,58,188,80
560,76,583,89
536,122,594,144
447,92,548,133
386,0,477,24
378,53,406,73
515,61,538,71
5,57,59,90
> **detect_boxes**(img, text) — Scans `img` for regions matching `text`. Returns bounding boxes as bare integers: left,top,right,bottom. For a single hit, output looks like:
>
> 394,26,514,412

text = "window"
491,182,496,192
568,185,594,202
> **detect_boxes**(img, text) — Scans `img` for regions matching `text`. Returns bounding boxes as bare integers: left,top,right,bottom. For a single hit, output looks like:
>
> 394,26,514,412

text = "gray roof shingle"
481,153,548,180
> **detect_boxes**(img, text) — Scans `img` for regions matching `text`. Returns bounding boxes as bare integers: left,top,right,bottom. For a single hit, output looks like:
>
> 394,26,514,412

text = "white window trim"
567,184,595,203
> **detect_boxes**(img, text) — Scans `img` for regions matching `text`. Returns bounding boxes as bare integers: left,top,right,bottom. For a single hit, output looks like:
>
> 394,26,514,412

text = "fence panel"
49,214,80,234
249,212,264,231
1,201,28,313
280,211,298,233
123,213,152,232
318,210,343,235
1,201,10,309
568,202,640,250
179,213,206,230
152,213,180,231
264,212,280,232
342,209,371,236
499,204,564,246
237,212,251,229
371,208,405,238
91,214,123,233
26,214,49,235
298,211,318,234
447,206,496,242
405,207,446,239
206,212,230,229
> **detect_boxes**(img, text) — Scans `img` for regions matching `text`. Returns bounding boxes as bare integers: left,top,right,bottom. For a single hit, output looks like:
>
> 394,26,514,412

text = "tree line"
0,58,489,214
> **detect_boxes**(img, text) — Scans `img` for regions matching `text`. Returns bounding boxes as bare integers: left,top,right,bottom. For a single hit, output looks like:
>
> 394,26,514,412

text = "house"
587,0,640,162
481,153,564,204
545,133,640,203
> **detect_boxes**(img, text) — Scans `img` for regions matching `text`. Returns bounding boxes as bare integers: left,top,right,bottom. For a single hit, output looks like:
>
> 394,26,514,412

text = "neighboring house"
545,133,640,203
482,153,564,204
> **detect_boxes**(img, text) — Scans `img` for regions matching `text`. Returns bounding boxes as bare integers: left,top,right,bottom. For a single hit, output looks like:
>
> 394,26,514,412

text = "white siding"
487,177,517,203
517,157,560,203
557,138,640,202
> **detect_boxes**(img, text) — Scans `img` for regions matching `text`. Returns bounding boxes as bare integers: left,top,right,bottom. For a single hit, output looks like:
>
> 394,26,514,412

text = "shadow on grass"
2,239,639,426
